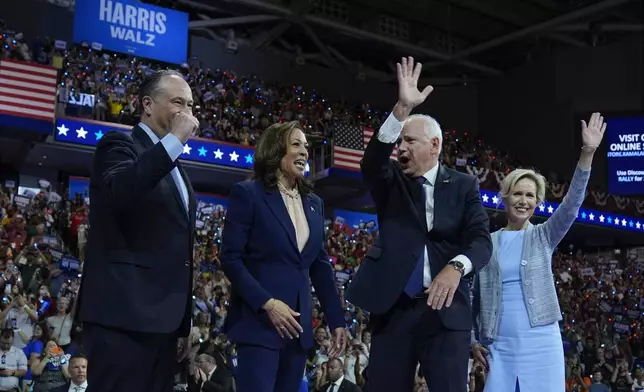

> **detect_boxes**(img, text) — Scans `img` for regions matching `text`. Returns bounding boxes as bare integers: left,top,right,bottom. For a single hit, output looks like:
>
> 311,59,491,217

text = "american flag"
333,123,397,171
0,60,58,122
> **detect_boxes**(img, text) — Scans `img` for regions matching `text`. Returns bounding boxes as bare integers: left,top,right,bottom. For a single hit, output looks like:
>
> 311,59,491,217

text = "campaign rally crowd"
2,180,644,392
1,15,644,392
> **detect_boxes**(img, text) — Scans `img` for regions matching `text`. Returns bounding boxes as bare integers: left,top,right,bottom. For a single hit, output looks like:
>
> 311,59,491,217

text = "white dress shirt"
68,380,88,392
326,375,344,392
138,122,190,213
377,113,473,285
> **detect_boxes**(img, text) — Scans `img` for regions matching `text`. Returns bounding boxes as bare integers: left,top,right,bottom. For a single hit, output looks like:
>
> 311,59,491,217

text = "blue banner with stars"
54,118,256,170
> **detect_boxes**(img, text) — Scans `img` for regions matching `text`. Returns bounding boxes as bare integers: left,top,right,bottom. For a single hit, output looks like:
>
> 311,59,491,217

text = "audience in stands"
1,17,644,392
3,24,644,216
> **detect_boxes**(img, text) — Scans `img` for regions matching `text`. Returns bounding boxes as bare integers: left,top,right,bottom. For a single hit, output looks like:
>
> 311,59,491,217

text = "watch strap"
448,260,465,276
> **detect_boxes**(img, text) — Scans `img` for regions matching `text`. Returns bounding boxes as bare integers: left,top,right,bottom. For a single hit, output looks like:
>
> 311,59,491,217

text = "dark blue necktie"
404,177,427,297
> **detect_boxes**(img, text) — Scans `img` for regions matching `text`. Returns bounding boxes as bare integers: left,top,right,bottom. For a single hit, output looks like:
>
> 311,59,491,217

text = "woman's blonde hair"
498,169,547,205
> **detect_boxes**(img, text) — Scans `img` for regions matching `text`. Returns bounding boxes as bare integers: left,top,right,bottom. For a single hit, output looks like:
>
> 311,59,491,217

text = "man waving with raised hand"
346,57,492,392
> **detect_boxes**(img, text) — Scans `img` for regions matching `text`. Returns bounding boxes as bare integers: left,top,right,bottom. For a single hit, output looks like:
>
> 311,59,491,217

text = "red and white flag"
0,60,57,122
333,123,397,171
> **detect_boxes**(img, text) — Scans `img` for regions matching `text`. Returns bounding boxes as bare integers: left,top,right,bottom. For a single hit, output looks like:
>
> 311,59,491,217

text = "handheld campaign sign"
73,0,189,64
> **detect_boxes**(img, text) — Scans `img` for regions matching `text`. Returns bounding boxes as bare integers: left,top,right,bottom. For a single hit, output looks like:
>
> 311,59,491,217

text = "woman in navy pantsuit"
220,121,347,392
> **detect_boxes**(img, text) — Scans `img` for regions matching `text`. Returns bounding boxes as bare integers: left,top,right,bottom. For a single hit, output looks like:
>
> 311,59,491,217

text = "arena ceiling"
161,0,643,86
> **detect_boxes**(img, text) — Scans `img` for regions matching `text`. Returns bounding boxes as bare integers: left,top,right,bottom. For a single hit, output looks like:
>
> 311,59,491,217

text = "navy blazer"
220,180,345,350
346,136,492,330
77,126,196,336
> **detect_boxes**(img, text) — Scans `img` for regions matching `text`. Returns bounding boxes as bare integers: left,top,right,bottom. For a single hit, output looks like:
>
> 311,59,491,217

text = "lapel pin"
443,179,450,184
311,206,315,212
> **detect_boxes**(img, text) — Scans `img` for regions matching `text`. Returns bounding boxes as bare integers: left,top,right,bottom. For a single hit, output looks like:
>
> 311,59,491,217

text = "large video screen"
606,117,644,195
73,0,189,64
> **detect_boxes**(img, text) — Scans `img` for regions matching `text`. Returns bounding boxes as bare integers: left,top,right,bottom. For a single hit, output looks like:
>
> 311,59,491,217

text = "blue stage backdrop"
605,117,644,196
73,0,189,64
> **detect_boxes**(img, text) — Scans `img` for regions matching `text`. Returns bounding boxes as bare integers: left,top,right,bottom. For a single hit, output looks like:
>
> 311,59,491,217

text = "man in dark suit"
188,353,235,392
50,354,88,392
77,70,200,392
346,57,492,392
317,358,362,392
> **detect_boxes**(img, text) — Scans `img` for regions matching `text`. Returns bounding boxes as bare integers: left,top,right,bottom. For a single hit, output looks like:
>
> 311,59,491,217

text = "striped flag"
333,123,397,171
0,60,58,122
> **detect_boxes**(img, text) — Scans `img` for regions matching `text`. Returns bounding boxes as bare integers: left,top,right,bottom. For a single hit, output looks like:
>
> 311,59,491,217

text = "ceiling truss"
179,0,639,81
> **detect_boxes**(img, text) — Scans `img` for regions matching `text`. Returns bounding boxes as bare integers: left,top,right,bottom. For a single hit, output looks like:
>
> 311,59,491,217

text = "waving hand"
396,56,434,110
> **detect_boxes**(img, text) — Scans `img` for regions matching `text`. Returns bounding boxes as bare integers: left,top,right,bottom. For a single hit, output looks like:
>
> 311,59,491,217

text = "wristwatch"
448,260,465,276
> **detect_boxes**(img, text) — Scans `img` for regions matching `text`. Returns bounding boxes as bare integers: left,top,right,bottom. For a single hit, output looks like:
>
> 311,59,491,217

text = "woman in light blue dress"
471,113,607,392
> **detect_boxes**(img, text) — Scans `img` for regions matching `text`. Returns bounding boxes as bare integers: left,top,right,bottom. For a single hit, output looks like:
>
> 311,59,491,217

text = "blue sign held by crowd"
73,0,189,64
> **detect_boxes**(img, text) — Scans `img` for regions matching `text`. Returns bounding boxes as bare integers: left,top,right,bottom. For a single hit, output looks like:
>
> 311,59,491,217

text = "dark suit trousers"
235,339,307,392
84,322,178,392
364,295,470,392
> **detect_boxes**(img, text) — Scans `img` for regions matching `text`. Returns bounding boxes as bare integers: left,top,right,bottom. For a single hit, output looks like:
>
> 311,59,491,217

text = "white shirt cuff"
376,112,405,144
452,254,473,275
160,133,184,162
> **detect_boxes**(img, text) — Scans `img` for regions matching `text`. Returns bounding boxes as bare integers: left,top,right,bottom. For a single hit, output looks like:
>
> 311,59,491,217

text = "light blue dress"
483,230,565,392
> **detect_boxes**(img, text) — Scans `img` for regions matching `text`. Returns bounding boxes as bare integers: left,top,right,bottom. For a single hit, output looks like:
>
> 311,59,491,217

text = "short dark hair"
69,354,88,364
0,328,13,339
137,69,184,113
252,121,313,195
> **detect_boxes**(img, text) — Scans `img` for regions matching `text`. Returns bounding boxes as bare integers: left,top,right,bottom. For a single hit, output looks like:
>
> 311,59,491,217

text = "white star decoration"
76,127,87,139
547,205,554,214
481,194,489,203
637,222,642,229
614,218,620,226
622,219,627,227
229,151,239,162
183,144,192,155
588,213,594,221
491,195,498,205
538,205,545,212
599,215,605,223
213,149,223,159
57,124,69,136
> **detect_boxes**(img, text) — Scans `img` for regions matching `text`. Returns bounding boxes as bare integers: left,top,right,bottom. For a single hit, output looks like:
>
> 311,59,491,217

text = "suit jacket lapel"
264,188,298,251
176,162,194,222
432,165,451,229
132,125,154,149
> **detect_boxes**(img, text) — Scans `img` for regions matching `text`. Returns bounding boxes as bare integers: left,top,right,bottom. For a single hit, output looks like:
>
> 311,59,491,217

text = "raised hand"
396,56,434,110
581,112,606,152
170,111,199,144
